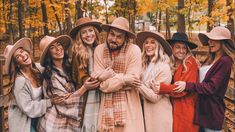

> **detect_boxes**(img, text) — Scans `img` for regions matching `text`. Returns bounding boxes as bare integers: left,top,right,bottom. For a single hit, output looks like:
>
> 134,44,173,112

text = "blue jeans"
204,128,222,132
30,118,38,132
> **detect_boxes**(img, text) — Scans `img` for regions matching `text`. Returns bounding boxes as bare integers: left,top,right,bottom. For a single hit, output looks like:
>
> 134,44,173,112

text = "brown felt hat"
70,17,102,39
39,35,72,66
102,17,136,39
4,38,32,74
198,26,234,50
137,31,172,56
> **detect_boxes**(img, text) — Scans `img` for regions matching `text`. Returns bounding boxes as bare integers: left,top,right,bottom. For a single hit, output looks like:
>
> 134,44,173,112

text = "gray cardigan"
8,64,52,132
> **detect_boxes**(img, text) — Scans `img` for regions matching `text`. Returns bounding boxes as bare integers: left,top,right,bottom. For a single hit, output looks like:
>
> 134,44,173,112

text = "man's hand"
91,66,115,81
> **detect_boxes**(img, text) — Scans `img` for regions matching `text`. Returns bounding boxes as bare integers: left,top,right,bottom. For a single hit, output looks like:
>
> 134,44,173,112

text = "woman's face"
49,42,64,60
172,42,187,61
208,39,222,53
80,26,97,46
13,48,32,68
143,37,157,57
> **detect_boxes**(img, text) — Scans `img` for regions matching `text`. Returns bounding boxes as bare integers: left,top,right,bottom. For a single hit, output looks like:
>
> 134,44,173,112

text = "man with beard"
91,17,145,132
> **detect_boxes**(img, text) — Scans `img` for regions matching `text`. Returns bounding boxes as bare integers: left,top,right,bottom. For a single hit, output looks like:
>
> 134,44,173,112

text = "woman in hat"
4,38,59,132
37,35,100,132
133,31,173,132
155,32,200,132
174,26,234,132
70,17,102,131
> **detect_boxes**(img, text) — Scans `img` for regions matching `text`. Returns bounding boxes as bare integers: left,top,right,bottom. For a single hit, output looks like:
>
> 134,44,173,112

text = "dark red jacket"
186,55,233,130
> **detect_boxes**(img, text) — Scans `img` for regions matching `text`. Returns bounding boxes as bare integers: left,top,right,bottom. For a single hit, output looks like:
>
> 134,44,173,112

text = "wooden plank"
0,58,5,132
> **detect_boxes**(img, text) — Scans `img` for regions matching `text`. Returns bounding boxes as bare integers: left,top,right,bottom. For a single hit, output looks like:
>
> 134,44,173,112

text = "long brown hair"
71,27,100,69
43,47,74,97
203,40,235,65
9,51,42,98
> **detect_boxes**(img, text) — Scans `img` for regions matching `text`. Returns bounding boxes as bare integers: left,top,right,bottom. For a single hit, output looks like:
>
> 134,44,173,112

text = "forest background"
0,1,234,131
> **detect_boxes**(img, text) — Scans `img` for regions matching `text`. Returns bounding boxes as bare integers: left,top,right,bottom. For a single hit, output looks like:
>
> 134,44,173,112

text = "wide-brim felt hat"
167,32,198,49
70,17,102,39
39,35,72,66
3,38,32,74
137,31,172,56
198,26,234,50
102,17,136,39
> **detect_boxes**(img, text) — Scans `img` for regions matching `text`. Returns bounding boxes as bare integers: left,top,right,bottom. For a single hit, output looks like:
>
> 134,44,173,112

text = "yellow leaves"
199,16,214,26
137,0,157,14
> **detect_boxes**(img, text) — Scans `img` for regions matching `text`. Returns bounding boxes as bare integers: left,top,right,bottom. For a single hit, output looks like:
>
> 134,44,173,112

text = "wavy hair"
142,38,170,70
170,43,200,73
9,50,42,99
43,46,74,97
71,27,100,69
203,40,235,66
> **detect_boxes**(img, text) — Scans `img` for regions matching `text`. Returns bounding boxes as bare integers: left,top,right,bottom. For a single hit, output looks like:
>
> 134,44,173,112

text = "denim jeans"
204,128,222,132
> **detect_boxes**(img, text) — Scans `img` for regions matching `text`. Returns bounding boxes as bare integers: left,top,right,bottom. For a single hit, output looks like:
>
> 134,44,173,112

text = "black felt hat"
167,32,197,49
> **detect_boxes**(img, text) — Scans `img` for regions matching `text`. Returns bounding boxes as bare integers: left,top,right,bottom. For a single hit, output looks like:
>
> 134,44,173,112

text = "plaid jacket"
37,67,83,132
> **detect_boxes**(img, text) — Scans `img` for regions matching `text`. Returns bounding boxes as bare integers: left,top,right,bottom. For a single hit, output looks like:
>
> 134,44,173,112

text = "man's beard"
107,41,125,51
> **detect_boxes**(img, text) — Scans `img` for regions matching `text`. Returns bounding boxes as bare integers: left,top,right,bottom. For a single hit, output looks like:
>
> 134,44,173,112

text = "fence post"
0,56,4,132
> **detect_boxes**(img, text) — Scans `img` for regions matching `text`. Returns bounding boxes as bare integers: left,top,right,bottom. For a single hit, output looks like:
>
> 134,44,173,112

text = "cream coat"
8,64,51,132
138,62,173,132
94,43,145,132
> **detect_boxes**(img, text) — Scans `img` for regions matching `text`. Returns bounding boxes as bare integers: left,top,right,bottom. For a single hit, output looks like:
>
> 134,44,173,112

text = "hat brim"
199,33,235,50
102,24,136,39
70,21,102,39
167,39,198,49
136,31,172,56
4,38,32,74
40,35,72,66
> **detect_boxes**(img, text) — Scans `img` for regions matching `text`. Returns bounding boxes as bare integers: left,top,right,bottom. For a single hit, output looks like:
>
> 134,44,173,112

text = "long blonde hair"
170,44,200,73
142,38,170,70
71,27,100,69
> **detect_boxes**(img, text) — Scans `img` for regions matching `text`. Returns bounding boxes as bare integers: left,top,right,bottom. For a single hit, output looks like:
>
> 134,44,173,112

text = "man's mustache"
109,42,117,45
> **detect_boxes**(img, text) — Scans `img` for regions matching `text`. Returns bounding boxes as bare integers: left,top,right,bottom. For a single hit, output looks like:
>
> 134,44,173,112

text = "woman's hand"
174,81,186,93
51,94,70,105
83,77,100,90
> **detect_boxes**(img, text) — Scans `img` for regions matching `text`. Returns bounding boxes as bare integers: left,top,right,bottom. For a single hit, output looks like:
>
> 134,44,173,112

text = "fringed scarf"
101,43,130,131
82,47,101,132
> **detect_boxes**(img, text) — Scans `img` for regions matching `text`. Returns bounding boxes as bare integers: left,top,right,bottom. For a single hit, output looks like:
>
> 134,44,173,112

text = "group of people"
3,16,234,132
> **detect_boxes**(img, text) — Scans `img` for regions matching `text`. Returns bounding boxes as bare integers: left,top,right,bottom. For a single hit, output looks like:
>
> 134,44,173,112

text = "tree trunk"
49,0,62,34
131,0,136,33
207,0,214,32
18,0,24,38
104,0,109,24
64,0,72,35
41,0,49,35
177,0,185,33
75,0,83,20
89,0,93,18
188,0,192,37
158,10,162,32
2,0,8,34
8,0,14,43
226,0,234,42
166,8,171,39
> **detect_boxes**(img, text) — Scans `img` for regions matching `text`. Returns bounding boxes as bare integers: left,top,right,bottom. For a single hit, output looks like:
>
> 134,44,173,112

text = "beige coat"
138,62,173,132
94,43,145,132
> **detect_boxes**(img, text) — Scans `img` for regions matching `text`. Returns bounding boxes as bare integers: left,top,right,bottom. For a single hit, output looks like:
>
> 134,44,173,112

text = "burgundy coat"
185,55,232,130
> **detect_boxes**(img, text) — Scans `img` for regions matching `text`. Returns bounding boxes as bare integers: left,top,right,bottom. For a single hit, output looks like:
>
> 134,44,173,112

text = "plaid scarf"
101,43,130,131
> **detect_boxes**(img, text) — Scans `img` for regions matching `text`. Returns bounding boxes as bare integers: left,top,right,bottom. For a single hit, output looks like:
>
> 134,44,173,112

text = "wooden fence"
0,52,234,132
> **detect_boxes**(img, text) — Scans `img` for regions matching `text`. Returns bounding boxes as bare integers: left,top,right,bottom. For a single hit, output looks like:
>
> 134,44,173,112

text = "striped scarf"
101,43,130,131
